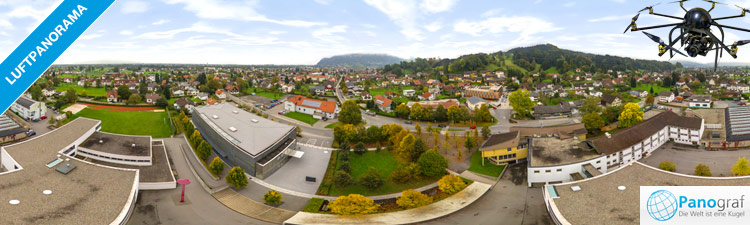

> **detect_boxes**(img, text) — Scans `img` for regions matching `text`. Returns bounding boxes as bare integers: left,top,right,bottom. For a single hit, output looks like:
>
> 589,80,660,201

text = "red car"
40,116,47,120
470,126,476,129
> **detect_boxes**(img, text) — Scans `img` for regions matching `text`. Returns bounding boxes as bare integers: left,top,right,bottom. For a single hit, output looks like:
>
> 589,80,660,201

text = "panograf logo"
641,186,750,224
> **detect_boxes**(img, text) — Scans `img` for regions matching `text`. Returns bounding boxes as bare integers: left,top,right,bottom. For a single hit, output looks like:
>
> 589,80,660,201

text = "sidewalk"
179,135,227,190
283,182,492,225
213,188,298,224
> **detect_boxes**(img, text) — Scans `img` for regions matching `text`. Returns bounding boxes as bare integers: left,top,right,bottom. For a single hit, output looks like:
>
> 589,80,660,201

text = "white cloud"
312,25,348,42
563,2,576,7
269,30,287,35
420,0,458,13
424,21,442,32
134,22,278,46
314,0,333,5
80,34,103,40
120,30,134,36
163,0,325,27
588,15,632,22
121,1,149,14
152,19,170,25
481,9,502,18
453,16,561,44
363,0,424,40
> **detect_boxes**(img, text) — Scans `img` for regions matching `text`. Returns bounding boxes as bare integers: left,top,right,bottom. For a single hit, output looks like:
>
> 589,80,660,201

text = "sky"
3,0,750,65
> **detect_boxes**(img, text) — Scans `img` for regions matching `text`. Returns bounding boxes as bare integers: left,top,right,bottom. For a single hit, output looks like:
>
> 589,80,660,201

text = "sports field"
76,107,172,138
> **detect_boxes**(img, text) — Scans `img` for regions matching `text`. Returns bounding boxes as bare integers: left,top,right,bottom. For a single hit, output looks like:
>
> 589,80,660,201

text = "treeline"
381,44,681,77
316,54,404,68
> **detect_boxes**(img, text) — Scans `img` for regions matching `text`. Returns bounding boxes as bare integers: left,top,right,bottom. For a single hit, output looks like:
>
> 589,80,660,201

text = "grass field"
468,151,506,177
284,111,319,125
245,88,283,99
55,83,107,97
369,86,405,97
76,108,173,138
634,83,670,95
327,150,439,196
324,122,342,129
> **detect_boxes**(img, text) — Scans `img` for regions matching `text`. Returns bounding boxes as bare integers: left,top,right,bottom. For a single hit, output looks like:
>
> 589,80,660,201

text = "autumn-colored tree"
658,161,676,172
395,103,411,119
208,156,225,176
328,194,379,215
618,103,643,128
396,189,432,209
333,124,359,143
508,89,534,118
226,167,248,189
264,190,283,205
695,164,711,176
645,94,655,105
438,174,467,195
339,100,362,125
732,157,750,176
197,140,212,160
582,113,605,132
415,123,422,136
390,163,420,183
190,130,202,147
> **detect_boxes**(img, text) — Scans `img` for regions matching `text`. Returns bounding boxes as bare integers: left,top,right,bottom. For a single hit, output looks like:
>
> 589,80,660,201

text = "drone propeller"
733,40,750,47
623,13,640,33
639,3,662,12
736,4,750,13
703,0,726,5
670,0,690,3
642,31,688,57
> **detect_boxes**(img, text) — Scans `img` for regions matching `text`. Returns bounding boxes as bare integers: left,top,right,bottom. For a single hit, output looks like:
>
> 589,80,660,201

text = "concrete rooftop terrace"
529,137,600,167
0,118,138,224
548,162,750,225
80,131,152,157
194,103,295,157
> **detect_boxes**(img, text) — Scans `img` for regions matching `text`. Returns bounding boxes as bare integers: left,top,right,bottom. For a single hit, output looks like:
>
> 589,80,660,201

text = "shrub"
695,164,711,176
438,174,467,195
732,157,750,176
226,167,248,189
359,167,384,190
208,156,225,176
264,190,283,205
197,141,212,160
396,189,432,209
390,163,420,183
658,161,676,172
328,194,379,215
338,161,351,173
353,142,367,155
418,150,448,177
190,130,201,147
333,172,355,188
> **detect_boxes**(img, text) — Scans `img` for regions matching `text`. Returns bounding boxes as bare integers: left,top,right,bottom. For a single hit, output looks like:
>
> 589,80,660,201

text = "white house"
197,92,209,101
686,95,711,108
419,92,436,101
42,87,56,97
215,89,226,99
10,96,46,120
403,89,416,97
658,91,675,103
173,89,185,97
284,95,340,119
186,87,199,96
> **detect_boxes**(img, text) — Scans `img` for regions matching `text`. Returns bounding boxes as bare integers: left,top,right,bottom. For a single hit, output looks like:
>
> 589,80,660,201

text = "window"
534,170,540,174
545,170,551,173
507,148,512,152
556,169,562,172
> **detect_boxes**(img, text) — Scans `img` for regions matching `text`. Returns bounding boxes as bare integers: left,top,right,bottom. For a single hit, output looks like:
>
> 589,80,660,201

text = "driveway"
262,144,331,195
423,164,553,225
640,142,750,177
127,137,274,225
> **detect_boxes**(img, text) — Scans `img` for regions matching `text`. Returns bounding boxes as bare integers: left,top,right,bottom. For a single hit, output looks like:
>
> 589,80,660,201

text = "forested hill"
381,44,681,77
316,53,404,68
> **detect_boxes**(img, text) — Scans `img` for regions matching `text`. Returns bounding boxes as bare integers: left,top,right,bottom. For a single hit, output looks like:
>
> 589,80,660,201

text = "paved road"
640,142,750,177
423,164,552,225
127,137,274,225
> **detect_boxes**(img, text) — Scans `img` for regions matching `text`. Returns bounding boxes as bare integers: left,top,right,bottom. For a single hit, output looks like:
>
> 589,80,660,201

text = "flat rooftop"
687,108,724,141
550,162,750,225
194,103,294,157
529,137,600,167
0,118,137,224
80,131,152,157
84,143,174,183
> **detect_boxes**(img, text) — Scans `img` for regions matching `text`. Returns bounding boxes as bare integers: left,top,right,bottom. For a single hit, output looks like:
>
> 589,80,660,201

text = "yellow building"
480,131,529,165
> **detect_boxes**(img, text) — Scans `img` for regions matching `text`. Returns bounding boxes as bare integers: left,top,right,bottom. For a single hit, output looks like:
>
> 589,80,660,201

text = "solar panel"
731,127,750,133
733,131,750,136
301,99,322,108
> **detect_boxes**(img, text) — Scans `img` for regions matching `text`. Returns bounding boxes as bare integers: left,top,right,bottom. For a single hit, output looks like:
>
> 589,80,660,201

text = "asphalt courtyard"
641,142,750,177
262,144,331,194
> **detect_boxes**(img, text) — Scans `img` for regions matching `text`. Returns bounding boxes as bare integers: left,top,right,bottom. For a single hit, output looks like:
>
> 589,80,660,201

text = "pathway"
212,189,297,224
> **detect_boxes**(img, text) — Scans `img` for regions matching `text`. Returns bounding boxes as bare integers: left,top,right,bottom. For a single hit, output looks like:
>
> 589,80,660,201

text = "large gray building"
192,103,298,179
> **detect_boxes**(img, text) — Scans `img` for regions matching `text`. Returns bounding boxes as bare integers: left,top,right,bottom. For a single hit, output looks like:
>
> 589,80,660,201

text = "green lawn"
328,150,439,196
56,83,107,97
634,83,670,95
246,88,283,99
284,111,319,125
324,122,342,129
76,108,173,138
468,151,506,177
369,86,404,97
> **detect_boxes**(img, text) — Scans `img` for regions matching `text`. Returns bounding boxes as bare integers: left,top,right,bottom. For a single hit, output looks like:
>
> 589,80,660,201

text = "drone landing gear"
658,45,668,56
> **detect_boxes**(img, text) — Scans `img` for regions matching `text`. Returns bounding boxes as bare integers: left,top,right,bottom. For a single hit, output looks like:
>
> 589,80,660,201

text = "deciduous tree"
508,89,534,118
226,167,248,189
732,157,750,176
328,194,379,215
339,100,362,125
208,156,225,176
618,103,643,128
418,150,448,177
264,190,283,205
695,164,711,176
396,189,432,209
438,174,467,195
582,113,605,133
359,167,384,190
334,171,354,188
658,161,676,172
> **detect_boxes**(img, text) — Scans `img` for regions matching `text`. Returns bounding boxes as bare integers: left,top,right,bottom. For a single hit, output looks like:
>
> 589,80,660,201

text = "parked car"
322,117,328,121
40,116,47,120
437,124,447,128
470,126,477,129
26,130,36,137
405,120,413,124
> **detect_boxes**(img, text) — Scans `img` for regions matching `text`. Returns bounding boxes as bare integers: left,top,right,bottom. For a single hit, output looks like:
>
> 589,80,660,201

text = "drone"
624,0,750,71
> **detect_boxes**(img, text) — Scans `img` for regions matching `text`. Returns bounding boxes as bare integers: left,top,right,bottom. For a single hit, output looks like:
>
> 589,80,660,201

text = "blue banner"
0,0,115,113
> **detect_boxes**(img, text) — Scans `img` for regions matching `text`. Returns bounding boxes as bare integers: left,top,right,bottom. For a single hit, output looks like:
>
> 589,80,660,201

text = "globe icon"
646,190,678,221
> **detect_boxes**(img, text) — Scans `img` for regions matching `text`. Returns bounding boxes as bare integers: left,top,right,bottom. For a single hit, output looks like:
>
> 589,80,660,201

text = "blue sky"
3,0,750,65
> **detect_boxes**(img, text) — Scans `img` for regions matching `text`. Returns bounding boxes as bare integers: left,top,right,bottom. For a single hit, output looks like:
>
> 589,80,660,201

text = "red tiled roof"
375,95,392,108
287,95,337,113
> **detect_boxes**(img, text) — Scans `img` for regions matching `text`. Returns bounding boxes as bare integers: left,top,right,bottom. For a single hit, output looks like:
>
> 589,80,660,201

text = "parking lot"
641,142,750,177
